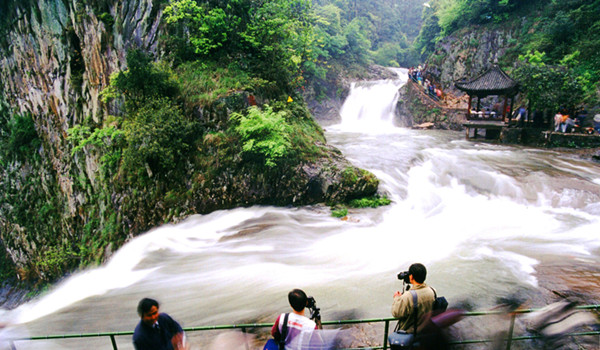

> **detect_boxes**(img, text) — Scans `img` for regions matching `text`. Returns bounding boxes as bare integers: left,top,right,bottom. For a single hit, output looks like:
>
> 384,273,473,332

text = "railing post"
383,319,390,350
506,313,516,350
241,327,250,350
110,334,118,350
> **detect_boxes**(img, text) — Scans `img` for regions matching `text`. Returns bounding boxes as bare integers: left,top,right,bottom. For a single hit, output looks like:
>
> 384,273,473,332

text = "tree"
513,50,586,117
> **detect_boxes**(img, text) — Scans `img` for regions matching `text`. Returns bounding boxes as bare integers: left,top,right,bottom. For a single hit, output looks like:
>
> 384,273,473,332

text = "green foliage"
414,4,441,59
98,12,114,28
331,208,348,218
330,195,390,218
342,17,373,66
33,244,80,282
164,0,313,97
348,195,391,208
435,0,519,36
100,49,179,112
232,105,292,168
122,98,196,182
341,167,361,185
0,106,40,162
513,50,587,113
68,124,123,156
0,240,17,282
68,123,124,178
164,0,232,56
176,61,270,107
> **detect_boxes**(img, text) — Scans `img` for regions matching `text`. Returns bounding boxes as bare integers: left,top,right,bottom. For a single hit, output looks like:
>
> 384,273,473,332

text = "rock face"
396,80,466,130
0,1,379,282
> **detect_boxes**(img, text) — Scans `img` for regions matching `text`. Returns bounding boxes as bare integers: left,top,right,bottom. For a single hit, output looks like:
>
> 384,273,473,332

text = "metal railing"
7,305,599,350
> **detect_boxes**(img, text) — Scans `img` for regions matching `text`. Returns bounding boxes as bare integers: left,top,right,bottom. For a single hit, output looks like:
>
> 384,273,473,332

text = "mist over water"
2,69,600,349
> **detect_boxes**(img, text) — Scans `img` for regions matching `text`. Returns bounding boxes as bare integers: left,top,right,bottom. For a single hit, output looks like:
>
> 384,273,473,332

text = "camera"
306,296,321,326
397,271,410,284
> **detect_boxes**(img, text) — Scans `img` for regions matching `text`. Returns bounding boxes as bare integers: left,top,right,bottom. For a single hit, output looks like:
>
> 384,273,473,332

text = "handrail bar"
9,304,600,348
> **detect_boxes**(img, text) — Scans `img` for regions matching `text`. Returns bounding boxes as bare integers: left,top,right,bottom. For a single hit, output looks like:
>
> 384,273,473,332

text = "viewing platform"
463,120,506,140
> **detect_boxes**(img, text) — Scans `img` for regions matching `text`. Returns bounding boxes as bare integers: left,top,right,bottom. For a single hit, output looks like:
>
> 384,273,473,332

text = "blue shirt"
133,313,183,350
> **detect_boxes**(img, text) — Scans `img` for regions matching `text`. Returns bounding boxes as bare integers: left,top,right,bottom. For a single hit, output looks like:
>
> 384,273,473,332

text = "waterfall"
337,68,407,131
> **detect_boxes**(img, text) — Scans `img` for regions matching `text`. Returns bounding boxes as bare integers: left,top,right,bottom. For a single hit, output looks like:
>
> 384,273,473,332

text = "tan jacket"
391,283,435,332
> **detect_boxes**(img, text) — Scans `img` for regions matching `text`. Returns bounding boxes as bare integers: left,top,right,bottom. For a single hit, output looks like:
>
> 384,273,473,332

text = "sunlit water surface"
1,69,599,349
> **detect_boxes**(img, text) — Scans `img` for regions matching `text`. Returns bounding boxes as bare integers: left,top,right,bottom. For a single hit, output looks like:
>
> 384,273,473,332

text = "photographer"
271,289,320,349
392,263,435,332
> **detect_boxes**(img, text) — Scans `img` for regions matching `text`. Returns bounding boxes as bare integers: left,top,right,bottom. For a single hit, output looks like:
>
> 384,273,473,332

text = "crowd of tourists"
408,66,443,101
553,107,600,134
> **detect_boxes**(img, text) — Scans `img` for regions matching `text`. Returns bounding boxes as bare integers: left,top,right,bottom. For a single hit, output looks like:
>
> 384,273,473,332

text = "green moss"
348,195,392,208
331,208,348,218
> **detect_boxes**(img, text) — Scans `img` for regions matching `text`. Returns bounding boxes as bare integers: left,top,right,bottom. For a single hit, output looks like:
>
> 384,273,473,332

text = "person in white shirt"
271,289,318,349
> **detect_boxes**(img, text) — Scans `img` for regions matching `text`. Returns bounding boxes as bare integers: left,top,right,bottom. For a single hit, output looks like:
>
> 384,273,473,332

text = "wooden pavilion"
455,65,519,139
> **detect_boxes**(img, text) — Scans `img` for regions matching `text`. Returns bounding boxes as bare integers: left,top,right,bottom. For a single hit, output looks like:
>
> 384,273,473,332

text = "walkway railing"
6,305,599,350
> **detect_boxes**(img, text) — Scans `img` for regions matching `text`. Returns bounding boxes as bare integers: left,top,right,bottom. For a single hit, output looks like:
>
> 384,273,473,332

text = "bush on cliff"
231,105,293,168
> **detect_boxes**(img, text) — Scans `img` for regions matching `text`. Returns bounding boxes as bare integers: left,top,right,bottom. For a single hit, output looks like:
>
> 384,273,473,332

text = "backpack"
431,287,448,313
264,313,289,350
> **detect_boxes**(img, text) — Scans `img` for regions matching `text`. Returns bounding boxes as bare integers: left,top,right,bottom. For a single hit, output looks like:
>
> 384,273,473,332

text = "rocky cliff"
0,0,379,283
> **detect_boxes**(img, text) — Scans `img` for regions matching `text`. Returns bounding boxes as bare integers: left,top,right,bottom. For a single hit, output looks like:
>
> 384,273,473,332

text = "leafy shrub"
331,208,348,218
100,49,179,112
122,99,197,181
68,124,125,178
33,245,80,282
0,109,40,162
232,105,292,168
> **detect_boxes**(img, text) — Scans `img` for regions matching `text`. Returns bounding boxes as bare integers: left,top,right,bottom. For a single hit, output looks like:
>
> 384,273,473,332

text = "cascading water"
337,68,407,131
1,69,599,350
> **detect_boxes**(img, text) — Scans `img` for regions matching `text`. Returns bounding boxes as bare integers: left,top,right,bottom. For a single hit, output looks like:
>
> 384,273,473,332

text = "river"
1,69,599,349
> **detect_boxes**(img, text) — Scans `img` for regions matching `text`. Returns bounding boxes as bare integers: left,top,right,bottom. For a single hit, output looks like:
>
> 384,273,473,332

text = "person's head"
288,289,308,312
138,298,160,326
408,263,427,284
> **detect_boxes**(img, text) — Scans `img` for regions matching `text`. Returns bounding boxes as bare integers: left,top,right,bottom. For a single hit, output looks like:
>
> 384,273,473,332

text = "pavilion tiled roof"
455,65,519,97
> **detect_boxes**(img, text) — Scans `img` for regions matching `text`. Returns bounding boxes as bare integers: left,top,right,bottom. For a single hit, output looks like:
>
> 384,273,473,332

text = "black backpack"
431,287,448,313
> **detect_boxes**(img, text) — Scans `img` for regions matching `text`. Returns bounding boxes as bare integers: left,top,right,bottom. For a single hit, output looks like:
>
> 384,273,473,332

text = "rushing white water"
1,69,600,349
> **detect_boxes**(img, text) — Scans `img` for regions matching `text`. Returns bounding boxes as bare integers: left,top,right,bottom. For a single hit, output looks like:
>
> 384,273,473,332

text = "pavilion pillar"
502,96,508,122
467,95,472,119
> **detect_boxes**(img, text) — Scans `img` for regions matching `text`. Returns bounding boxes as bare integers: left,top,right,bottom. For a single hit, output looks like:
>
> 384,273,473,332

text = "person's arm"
271,314,282,340
391,292,411,320
171,332,186,350
161,314,185,349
